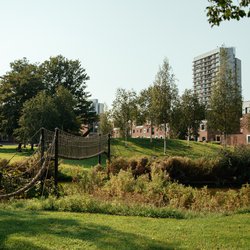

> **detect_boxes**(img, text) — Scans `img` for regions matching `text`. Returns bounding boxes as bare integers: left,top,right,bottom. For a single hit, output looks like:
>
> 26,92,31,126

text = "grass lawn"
112,138,222,159
0,209,249,250
0,138,222,167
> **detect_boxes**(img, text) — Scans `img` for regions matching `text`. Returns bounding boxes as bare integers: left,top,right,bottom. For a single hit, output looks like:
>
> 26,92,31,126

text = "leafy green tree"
207,0,250,26
99,108,113,135
137,87,156,142
40,55,97,124
207,48,242,145
151,58,178,154
112,88,137,138
14,92,59,146
0,58,44,139
169,97,187,139
15,87,81,146
53,86,80,132
180,89,206,142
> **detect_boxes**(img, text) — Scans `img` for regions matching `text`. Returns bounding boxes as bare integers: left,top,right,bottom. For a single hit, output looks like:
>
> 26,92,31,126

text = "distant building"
90,99,104,115
113,124,169,139
193,47,241,107
243,101,250,115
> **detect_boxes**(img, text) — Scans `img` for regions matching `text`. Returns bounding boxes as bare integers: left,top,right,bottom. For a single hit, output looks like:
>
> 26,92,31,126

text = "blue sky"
0,0,249,107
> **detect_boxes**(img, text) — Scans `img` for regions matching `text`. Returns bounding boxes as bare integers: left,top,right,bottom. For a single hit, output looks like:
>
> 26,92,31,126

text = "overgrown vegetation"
0,143,250,218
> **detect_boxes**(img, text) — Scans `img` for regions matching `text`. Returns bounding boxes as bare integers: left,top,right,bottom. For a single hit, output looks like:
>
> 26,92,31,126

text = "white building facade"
193,47,241,107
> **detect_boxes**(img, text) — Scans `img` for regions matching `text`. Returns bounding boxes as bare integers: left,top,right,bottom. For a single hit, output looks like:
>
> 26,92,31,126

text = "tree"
207,0,250,26
53,86,80,132
0,58,44,139
207,48,242,145
151,59,178,154
169,97,186,139
15,92,59,147
15,87,81,146
137,87,156,142
99,108,113,135
112,88,137,138
40,55,97,124
179,89,206,142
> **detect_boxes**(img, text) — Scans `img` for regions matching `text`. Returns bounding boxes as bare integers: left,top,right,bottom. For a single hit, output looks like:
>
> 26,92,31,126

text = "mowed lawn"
0,138,222,167
0,209,249,250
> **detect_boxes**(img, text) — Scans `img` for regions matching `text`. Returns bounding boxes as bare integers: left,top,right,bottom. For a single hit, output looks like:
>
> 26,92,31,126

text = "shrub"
107,157,129,175
104,170,136,197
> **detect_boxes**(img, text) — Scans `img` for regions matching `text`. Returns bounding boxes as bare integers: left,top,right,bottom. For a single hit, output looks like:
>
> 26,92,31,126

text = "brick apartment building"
112,124,169,139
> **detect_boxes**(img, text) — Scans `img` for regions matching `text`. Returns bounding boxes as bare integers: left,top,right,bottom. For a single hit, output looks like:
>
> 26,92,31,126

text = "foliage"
14,92,59,143
112,88,137,137
151,59,178,129
151,58,178,154
40,55,97,124
0,155,55,197
170,89,205,140
53,86,80,132
0,56,96,143
137,87,156,141
0,58,44,137
207,48,242,143
108,145,250,186
99,110,113,135
207,0,250,26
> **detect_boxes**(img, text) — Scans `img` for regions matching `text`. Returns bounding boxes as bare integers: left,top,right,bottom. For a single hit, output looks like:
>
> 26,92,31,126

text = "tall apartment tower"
193,47,241,106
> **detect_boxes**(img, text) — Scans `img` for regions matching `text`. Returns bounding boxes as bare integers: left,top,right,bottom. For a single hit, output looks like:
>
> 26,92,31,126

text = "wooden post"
40,128,45,194
54,128,59,197
107,133,111,163
98,133,102,165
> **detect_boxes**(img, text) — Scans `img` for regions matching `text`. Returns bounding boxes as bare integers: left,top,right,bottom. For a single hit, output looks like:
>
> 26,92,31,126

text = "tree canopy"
207,0,250,26
112,88,137,138
0,56,96,143
207,48,242,142
0,58,44,137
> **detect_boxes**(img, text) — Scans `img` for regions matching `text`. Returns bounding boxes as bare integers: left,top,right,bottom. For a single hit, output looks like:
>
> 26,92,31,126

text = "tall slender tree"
151,59,178,154
207,48,242,145
112,88,137,138
180,89,206,143
137,87,156,142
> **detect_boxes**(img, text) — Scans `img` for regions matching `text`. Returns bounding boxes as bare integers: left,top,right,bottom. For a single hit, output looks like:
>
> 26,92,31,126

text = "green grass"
0,138,222,165
0,209,249,249
112,138,222,159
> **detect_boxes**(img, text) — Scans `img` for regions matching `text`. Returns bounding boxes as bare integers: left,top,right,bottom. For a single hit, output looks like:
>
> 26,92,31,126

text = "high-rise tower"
193,47,241,106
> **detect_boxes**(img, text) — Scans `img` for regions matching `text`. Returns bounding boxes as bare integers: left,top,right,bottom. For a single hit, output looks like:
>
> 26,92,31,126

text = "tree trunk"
150,122,153,143
164,123,167,155
187,127,190,147
17,143,22,152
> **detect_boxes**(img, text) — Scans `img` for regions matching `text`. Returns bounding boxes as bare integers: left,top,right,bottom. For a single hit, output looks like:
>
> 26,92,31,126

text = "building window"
202,137,206,142
133,130,135,134
201,124,205,130
140,129,142,133
247,135,250,144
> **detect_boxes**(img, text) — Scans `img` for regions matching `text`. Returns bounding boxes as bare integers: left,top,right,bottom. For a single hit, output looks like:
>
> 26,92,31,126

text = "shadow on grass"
0,210,179,250
0,146,32,157
61,153,107,168
112,138,191,157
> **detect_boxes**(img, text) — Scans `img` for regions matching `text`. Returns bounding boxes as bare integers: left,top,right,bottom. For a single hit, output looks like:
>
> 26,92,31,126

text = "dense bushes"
108,146,250,186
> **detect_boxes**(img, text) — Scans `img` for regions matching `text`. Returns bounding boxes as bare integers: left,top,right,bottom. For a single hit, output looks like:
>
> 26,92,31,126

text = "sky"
0,0,249,107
